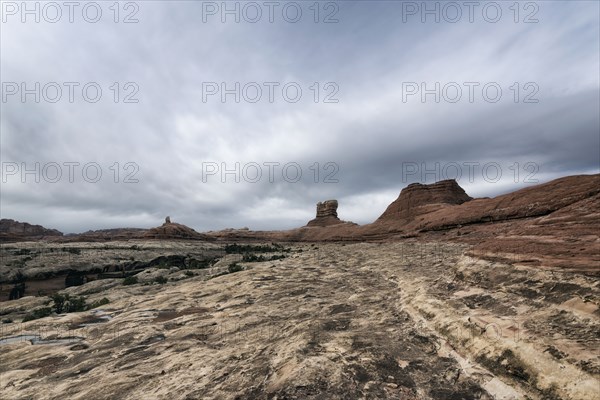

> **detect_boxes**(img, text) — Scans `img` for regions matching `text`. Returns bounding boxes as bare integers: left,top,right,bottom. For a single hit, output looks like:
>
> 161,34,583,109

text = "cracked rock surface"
0,242,598,399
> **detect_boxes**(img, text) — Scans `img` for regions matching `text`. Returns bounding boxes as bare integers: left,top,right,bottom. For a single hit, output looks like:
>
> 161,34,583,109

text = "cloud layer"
1,1,599,233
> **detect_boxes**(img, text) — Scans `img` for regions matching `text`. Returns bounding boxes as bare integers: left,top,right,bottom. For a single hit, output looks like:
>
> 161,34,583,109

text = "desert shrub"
225,243,289,254
227,262,244,273
208,262,244,280
242,254,286,262
51,293,87,314
22,307,52,322
22,293,108,322
188,258,215,269
51,293,65,313
62,247,81,255
242,254,265,262
208,271,229,280
123,276,138,285
70,295,86,313
156,261,170,269
154,276,168,284
454,271,465,282
88,297,110,309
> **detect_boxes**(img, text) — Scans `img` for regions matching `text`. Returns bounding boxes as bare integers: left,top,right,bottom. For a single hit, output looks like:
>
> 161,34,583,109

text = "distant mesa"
377,179,472,221
144,217,210,240
0,219,62,241
67,228,147,242
0,219,63,236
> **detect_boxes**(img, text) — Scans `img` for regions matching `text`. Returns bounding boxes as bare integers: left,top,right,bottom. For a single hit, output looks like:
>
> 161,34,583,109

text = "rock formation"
0,219,62,241
307,200,343,227
1,174,598,272
144,219,211,240
65,228,148,242
316,200,338,218
377,179,472,221
373,175,599,233
356,174,599,272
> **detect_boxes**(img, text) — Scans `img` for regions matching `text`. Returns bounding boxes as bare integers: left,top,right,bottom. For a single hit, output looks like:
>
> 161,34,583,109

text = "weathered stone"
0,219,62,241
377,179,472,221
307,200,342,227
316,200,338,218
144,221,210,240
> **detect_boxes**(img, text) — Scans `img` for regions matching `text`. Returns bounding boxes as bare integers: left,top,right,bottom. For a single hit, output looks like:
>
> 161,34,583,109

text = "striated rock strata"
377,179,472,221
307,200,343,227
0,219,62,241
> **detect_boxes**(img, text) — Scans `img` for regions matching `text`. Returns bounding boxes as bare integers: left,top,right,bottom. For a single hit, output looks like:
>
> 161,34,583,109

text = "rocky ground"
1,242,598,399
0,240,224,300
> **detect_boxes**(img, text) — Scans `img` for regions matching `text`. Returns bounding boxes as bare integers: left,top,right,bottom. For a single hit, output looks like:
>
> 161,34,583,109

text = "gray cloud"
1,1,598,233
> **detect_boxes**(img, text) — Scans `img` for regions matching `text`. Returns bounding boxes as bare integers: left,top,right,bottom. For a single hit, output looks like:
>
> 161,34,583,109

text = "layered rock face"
307,200,342,227
316,200,338,218
378,179,472,221
0,219,62,241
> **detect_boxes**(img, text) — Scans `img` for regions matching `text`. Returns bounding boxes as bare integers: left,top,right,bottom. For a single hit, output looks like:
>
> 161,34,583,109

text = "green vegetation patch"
22,293,110,322
225,243,289,254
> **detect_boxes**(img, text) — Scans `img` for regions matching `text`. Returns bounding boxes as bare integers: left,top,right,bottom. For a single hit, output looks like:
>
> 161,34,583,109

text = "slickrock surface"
0,242,598,399
0,241,223,300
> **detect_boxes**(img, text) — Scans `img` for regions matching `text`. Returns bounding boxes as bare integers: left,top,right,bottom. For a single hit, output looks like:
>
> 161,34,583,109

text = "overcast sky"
1,0,599,233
